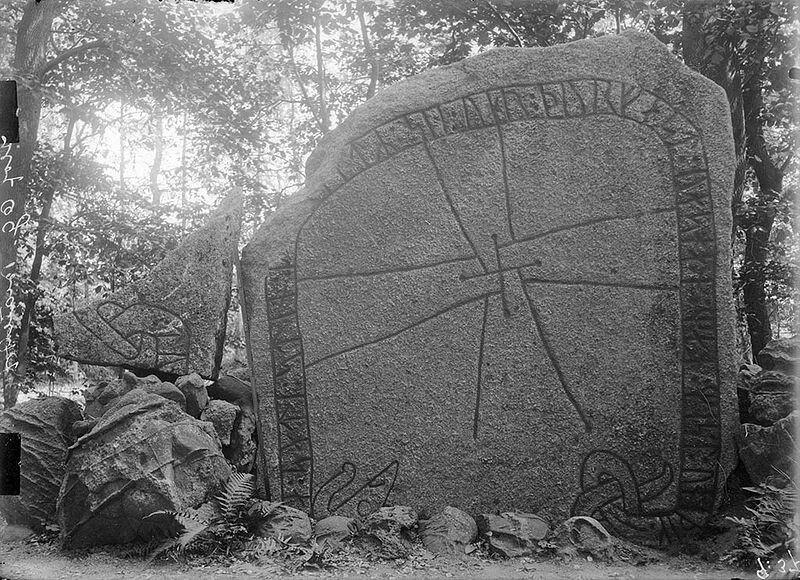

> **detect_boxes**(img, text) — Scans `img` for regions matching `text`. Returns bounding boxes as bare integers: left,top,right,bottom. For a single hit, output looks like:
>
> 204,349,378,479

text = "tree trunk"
682,2,765,359
11,179,55,398
741,205,774,356
682,1,748,221
119,99,125,186
314,1,330,134
150,109,164,207
180,111,188,238
740,82,782,356
356,0,378,100
9,115,75,404
1,0,59,410
287,42,322,133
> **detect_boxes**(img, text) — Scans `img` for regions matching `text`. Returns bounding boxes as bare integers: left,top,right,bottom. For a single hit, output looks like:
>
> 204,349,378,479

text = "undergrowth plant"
144,471,257,563
723,471,798,568
140,471,333,570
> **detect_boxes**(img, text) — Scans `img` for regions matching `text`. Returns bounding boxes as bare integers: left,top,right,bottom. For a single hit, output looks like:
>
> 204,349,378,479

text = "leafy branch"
39,39,109,78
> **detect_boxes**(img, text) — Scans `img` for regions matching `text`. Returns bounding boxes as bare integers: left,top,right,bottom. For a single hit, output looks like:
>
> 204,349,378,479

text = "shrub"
723,475,798,569
144,471,256,563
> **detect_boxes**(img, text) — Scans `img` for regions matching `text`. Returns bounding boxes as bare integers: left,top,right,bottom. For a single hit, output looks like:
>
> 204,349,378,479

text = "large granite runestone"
54,192,242,379
241,31,737,546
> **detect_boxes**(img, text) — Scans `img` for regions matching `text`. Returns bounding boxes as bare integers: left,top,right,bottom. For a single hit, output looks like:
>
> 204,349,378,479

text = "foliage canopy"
0,0,796,407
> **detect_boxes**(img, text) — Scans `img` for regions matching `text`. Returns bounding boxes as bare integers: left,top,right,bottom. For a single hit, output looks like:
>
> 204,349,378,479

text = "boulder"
0,524,35,543
139,375,187,410
200,399,238,446
84,374,189,419
186,500,221,523
248,501,312,543
207,375,257,472
552,516,615,562
420,506,477,555
736,412,798,487
83,379,133,419
737,364,762,422
748,390,795,426
71,419,97,439
757,338,799,375
738,363,762,388
176,373,210,418
753,370,797,392
121,369,139,388
360,506,418,559
479,512,549,558
314,515,357,552
228,405,258,473
57,389,230,548
208,374,253,407
0,432,20,495
363,505,418,534
739,369,795,427
0,397,83,530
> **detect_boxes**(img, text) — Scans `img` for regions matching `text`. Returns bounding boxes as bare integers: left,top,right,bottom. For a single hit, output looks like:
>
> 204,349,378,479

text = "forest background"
0,0,796,410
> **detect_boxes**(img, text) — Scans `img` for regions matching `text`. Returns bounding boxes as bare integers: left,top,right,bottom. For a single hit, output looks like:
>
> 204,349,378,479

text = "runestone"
55,192,242,379
240,31,738,545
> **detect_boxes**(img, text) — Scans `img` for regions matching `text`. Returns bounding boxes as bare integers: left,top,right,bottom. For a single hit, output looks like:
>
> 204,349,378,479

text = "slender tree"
1,0,110,408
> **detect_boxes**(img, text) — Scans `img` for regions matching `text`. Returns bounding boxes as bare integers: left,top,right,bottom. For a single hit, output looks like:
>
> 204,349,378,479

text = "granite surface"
240,31,737,545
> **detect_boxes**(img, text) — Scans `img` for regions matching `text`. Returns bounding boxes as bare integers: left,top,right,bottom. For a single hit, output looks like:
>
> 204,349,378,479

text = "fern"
144,536,183,566
117,537,165,560
172,511,213,551
248,499,285,520
241,535,288,560
723,479,798,567
143,509,213,564
142,470,257,564
217,472,255,519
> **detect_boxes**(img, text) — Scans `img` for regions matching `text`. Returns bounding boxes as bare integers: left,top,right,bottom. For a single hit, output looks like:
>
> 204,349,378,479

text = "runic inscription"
265,254,313,512
245,32,736,547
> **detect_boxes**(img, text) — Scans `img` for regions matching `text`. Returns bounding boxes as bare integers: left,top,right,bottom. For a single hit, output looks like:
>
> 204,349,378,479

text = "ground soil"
0,523,755,580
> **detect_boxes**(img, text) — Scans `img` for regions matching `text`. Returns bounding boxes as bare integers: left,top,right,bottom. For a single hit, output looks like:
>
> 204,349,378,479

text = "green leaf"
216,471,255,519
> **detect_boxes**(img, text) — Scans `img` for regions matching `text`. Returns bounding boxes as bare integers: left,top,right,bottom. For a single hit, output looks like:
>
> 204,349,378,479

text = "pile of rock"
477,511,549,558
59,385,230,548
242,503,652,565
2,373,613,560
736,338,798,488
82,371,257,477
204,374,258,474
0,370,259,548
2,341,794,556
